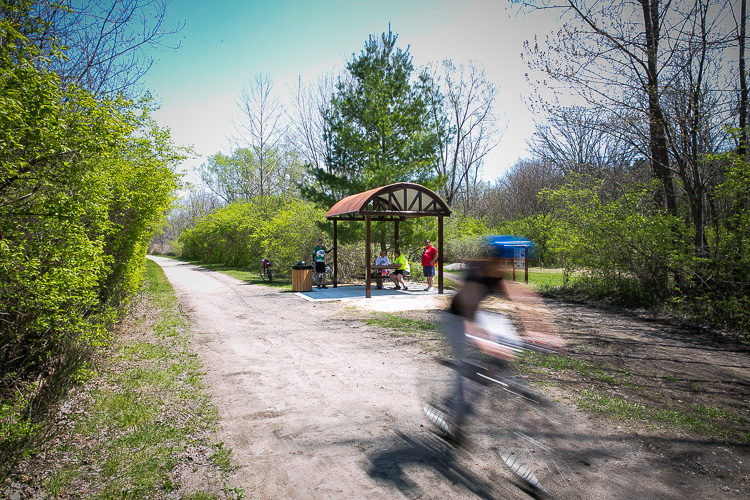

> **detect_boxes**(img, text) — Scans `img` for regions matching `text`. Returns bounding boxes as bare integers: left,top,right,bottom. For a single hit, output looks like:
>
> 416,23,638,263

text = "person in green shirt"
389,249,410,290
313,238,333,289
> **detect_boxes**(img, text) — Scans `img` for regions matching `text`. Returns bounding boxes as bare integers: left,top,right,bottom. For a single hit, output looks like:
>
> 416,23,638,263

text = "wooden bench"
351,273,388,289
353,266,409,289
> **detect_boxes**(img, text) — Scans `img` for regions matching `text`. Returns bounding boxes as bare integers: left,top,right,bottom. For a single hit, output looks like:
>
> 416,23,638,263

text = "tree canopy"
303,28,442,207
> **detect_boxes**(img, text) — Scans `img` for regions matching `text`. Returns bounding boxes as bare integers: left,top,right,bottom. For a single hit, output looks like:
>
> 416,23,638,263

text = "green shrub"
543,178,691,307
179,197,326,277
0,6,183,478
541,174,750,334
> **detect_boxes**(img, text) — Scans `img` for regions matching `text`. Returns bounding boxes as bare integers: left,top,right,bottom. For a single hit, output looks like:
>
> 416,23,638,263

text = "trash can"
291,262,313,292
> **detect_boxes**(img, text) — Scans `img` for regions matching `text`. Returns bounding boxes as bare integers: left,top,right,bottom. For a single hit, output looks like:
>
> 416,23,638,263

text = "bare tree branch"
28,0,184,98
425,59,504,208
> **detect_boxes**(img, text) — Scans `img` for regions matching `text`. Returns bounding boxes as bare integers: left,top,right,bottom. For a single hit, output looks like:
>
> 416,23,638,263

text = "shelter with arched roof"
325,182,451,297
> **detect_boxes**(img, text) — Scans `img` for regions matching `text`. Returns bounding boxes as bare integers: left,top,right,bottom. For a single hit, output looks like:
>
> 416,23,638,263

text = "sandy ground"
149,256,749,499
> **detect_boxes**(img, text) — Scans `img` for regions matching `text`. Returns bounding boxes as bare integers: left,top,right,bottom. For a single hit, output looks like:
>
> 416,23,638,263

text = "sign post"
514,247,528,284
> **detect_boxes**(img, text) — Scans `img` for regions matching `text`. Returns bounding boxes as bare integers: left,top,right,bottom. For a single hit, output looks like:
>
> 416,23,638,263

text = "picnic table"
371,264,400,289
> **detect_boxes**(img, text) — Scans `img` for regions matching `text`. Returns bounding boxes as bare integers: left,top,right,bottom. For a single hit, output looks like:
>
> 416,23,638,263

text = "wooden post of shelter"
438,215,444,294
333,219,338,288
365,215,372,298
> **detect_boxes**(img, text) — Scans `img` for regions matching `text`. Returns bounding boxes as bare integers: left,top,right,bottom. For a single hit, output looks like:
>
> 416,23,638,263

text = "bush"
441,211,491,263
0,10,183,477
543,179,690,307
494,214,560,267
540,175,750,334
178,197,326,277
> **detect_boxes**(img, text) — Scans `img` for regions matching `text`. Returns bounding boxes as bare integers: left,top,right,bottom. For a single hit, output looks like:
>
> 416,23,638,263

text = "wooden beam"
438,216,444,294
394,220,400,252
358,210,448,217
333,219,338,288
366,215,371,298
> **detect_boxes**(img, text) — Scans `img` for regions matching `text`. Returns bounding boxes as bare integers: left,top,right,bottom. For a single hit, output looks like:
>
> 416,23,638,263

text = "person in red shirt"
421,239,438,291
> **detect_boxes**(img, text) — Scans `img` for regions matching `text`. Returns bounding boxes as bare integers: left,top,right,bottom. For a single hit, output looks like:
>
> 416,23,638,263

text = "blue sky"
145,0,559,183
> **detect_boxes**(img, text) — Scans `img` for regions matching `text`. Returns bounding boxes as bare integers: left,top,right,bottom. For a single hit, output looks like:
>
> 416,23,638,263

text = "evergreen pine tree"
303,27,442,207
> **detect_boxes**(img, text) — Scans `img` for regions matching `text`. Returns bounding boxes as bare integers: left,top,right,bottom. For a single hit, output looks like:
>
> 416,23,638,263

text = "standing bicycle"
259,258,273,282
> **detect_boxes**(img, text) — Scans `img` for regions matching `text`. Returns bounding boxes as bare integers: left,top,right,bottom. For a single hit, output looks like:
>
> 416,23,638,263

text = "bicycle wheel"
260,267,269,282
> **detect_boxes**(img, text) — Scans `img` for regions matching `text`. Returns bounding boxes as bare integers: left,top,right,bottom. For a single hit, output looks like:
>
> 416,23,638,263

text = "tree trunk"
641,0,678,215
740,0,748,161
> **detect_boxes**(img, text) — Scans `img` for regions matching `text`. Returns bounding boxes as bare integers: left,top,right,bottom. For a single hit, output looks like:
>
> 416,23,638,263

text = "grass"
161,255,292,290
362,312,440,338
518,351,749,445
362,312,445,354
576,390,648,420
442,265,578,291
524,267,580,290
363,313,441,335
575,390,745,441
440,275,462,290
519,352,634,387
209,442,234,471
34,259,242,498
360,312,450,356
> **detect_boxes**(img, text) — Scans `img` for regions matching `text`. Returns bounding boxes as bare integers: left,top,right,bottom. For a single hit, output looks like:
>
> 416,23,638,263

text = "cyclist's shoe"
393,286,401,290
403,286,408,291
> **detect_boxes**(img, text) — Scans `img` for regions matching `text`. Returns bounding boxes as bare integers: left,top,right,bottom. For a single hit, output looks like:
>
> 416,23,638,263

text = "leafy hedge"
542,180,687,305
178,197,326,275
541,174,750,333
0,10,183,478
177,198,494,278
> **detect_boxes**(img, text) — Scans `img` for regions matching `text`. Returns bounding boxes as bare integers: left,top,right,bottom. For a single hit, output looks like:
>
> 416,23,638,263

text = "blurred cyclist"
426,236,563,443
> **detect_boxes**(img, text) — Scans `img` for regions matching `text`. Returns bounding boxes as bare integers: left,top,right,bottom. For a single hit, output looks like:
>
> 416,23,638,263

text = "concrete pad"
294,284,454,312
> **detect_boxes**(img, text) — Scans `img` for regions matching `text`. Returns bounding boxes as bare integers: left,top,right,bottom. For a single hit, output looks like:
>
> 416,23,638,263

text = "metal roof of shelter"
325,182,451,221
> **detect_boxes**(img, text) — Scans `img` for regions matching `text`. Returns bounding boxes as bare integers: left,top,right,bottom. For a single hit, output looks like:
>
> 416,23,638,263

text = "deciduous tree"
518,0,739,249
201,74,305,205
288,73,337,175
231,74,292,197
13,0,184,97
425,59,503,210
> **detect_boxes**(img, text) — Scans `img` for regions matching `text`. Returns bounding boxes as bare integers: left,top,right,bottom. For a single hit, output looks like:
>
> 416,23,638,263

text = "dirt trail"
150,256,749,499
